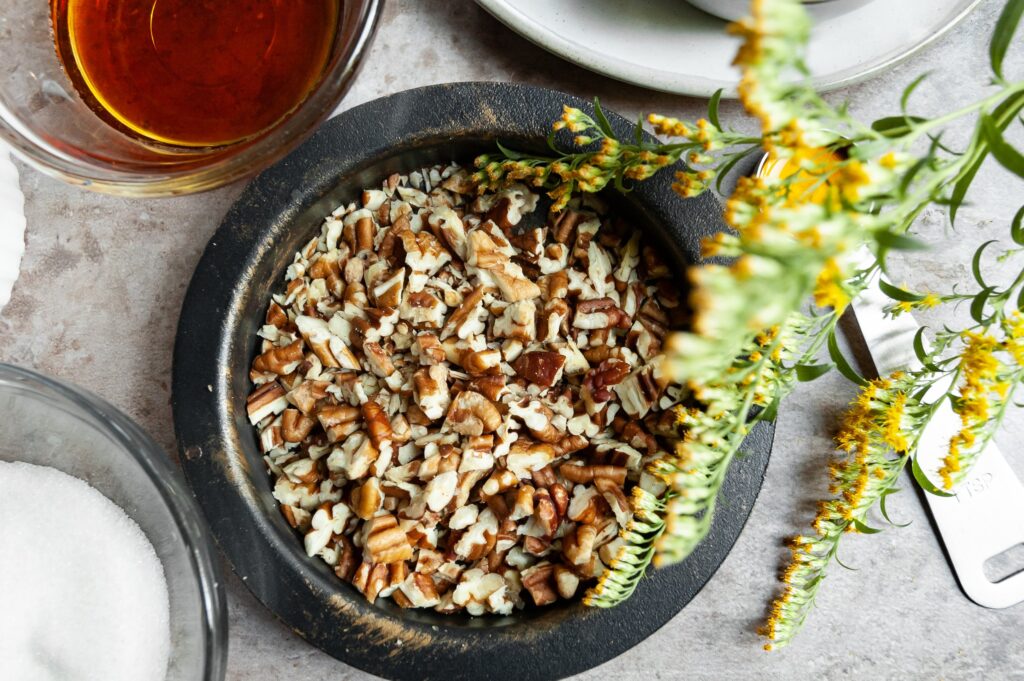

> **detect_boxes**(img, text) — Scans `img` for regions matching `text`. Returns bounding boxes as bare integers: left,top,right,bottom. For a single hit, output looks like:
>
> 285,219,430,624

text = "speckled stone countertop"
2,1,1022,678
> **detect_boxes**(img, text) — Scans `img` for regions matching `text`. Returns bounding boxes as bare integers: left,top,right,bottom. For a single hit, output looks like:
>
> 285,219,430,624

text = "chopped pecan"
533,488,559,536
413,364,451,421
247,382,288,424
441,285,486,340
361,401,393,449
252,165,685,616
364,513,413,564
414,333,447,365
281,409,316,443
287,379,330,414
563,524,597,566
352,561,389,602
334,536,359,581
362,340,395,377
467,374,506,402
553,209,583,244
444,390,502,436
521,563,558,606
353,477,384,519
549,483,569,518
573,297,631,331
510,351,566,388
481,468,518,497
554,564,580,599
266,301,290,329
253,340,304,375
317,404,361,443
559,463,627,486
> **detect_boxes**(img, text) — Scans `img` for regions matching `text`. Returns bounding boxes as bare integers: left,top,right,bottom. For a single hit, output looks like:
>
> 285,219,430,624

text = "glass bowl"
0,363,227,681
0,0,381,197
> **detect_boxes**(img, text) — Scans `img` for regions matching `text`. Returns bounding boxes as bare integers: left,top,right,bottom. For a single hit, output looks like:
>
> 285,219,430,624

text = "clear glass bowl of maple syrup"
0,0,381,196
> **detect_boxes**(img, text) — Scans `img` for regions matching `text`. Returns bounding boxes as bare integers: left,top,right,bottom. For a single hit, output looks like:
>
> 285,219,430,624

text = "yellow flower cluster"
940,331,1003,488
761,372,915,648
892,292,942,316
475,105,678,212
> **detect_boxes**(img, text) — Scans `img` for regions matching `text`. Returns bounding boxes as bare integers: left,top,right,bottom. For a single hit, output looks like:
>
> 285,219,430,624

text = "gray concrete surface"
2,0,1022,678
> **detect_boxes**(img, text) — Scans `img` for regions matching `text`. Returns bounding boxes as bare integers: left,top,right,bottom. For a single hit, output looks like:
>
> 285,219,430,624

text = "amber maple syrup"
51,0,340,147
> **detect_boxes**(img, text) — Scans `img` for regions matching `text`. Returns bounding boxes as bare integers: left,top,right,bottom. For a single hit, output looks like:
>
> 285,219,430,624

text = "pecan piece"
364,513,413,564
287,379,330,415
353,477,384,520
281,409,316,443
246,382,288,424
467,374,506,402
510,351,566,388
252,340,304,375
559,463,627,486
533,488,559,536
317,404,361,443
444,390,501,436
361,401,393,449
563,524,597,566
352,561,389,602
554,564,580,599
521,563,558,606
362,341,396,377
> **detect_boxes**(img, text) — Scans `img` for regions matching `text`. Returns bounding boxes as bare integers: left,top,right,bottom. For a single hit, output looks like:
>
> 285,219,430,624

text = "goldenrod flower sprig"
766,302,1024,649
473,98,762,212
477,0,1024,647
761,371,926,648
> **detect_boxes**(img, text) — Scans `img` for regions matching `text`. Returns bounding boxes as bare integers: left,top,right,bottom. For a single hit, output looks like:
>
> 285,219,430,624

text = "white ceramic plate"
475,0,980,97
0,151,26,313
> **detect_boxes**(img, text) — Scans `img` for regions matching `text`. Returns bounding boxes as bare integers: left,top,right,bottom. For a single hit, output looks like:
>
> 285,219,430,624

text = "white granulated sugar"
0,461,170,681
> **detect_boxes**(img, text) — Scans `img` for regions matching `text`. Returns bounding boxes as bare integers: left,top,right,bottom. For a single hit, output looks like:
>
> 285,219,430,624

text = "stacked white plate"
475,0,980,97
0,151,26,313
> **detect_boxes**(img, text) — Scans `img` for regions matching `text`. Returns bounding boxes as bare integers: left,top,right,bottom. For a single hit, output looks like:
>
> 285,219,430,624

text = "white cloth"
0,150,26,313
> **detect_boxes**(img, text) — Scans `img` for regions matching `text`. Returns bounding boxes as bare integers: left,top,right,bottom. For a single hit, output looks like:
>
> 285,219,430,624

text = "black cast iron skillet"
172,82,774,681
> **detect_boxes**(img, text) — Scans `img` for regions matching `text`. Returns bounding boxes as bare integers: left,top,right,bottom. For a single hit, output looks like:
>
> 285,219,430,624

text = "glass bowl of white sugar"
0,363,226,681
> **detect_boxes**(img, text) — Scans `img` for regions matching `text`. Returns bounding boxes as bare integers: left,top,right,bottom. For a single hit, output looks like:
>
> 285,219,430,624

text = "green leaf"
990,0,1024,81
828,330,868,386
913,327,941,373
707,89,723,130
982,114,1024,178
834,551,858,571
949,152,983,226
634,114,644,146
1011,205,1024,246
879,278,925,302
871,115,927,138
1017,285,1024,311
759,395,780,422
852,519,883,534
900,72,930,113
898,156,931,198
591,98,616,139
970,286,996,324
911,454,955,497
713,146,759,193
952,91,1024,225
795,363,834,382
879,488,912,528
927,131,964,157
972,239,998,289
495,140,528,161
875,231,928,251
